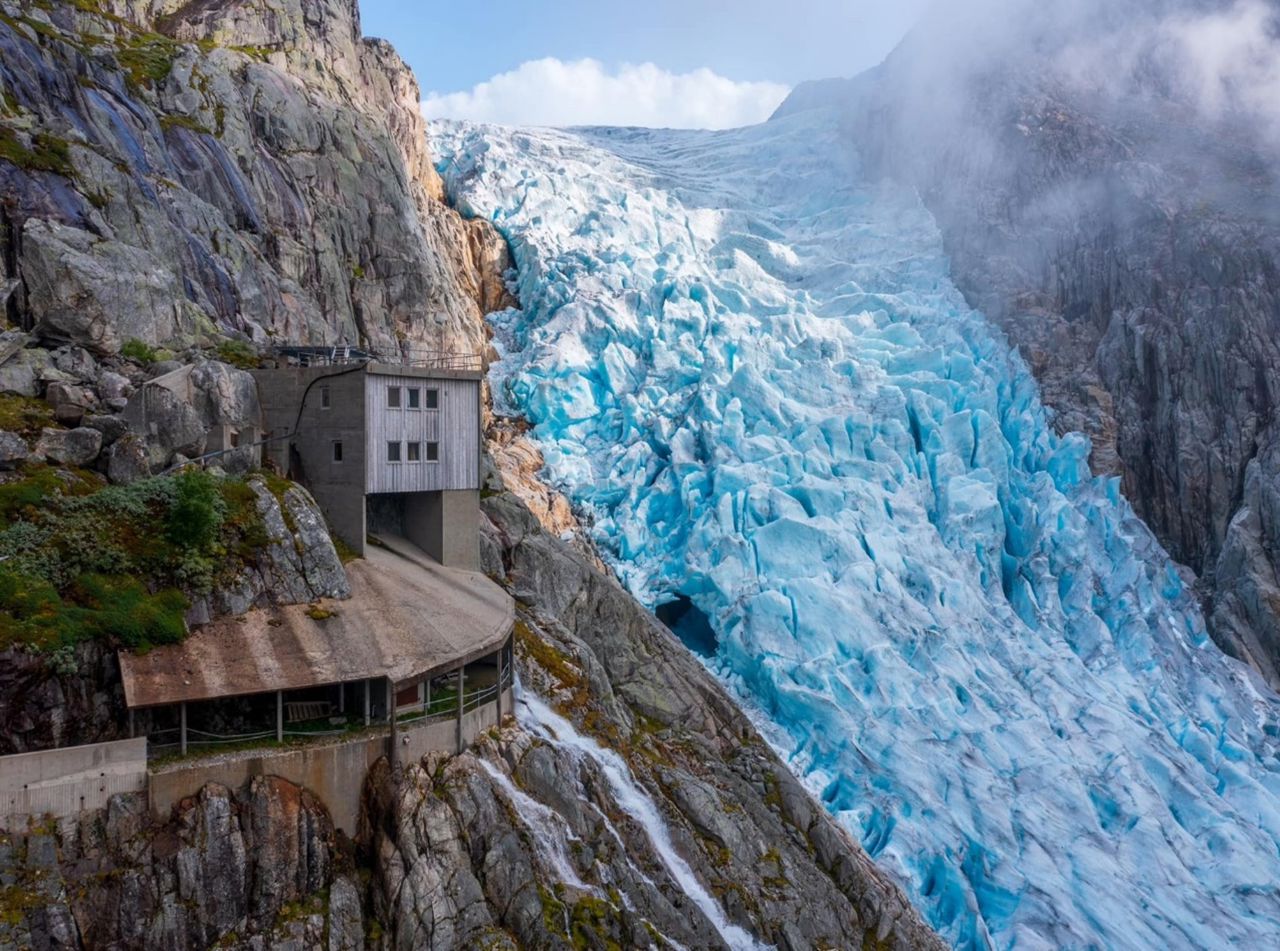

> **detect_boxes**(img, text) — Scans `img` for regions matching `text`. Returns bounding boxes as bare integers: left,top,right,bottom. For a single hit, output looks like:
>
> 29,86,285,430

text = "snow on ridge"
433,112,1280,950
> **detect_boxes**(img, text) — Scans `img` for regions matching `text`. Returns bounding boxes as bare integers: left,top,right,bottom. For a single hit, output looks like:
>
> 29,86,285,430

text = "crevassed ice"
433,113,1280,950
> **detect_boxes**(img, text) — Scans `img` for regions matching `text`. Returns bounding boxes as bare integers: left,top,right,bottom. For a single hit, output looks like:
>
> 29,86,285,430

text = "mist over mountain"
779,0,1280,690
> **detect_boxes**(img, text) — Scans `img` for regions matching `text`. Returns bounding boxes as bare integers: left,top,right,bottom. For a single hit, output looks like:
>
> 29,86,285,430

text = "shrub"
166,469,226,549
215,338,259,369
120,338,159,363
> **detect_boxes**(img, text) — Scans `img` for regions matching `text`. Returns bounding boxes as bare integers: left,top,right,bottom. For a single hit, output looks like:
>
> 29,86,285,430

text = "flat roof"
118,543,513,709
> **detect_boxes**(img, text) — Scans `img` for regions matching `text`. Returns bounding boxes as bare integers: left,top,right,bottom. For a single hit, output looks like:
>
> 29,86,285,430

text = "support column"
495,648,503,724
388,678,398,770
455,666,465,753
364,679,370,727
425,677,431,717
276,690,283,742
128,708,135,739
338,683,345,714
180,702,187,756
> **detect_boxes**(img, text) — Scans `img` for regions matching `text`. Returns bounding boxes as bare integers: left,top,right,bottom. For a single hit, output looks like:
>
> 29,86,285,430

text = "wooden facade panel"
365,374,480,494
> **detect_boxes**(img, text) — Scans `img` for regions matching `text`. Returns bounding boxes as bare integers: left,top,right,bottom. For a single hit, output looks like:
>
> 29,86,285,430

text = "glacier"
433,111,1280,950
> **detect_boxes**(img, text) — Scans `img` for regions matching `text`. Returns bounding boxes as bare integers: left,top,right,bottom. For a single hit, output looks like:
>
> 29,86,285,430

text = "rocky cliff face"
0,776,360,950
784,0,1280,687
0,0,503,355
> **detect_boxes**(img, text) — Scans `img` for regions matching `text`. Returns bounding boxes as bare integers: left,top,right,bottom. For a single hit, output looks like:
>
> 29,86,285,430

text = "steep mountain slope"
776,0,1280,688
0,0,503,354
0,3,944,947
435,113,1280,949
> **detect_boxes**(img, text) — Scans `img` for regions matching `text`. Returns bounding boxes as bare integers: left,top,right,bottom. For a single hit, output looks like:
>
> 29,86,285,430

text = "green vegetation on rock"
120,338,159,363
0,467,270,651
0,125,72,176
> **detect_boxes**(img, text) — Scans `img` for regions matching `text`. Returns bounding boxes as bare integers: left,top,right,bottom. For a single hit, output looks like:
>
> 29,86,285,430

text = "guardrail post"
388,677,398,770
495,647,503,724
456,666,464,753
180,702,187,756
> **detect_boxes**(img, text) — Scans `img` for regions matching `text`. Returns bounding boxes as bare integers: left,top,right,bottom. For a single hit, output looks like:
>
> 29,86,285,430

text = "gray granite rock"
105,433,151,484
0,430,29,469
34,426,102,467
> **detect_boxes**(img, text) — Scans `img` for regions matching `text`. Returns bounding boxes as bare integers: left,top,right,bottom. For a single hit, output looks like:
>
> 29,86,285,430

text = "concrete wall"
1,738,147,830
150,733,387,836
402,489,480,570
151,688,510,835
397,688,511,765
253,365,368,555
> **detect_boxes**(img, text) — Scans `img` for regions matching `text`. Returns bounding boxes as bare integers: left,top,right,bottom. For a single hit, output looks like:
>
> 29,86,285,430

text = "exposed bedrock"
0,0,506,357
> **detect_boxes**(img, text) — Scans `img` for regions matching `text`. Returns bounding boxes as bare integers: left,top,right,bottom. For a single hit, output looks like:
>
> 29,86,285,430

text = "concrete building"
253,352,483,568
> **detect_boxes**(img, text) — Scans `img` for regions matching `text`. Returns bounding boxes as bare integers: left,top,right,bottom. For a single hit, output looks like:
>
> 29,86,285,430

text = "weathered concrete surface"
0,737,146,830
121,542,511,707
149,733,386,837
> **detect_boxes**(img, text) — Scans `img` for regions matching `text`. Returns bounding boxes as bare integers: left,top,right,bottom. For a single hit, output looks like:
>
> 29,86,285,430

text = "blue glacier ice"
433,112,1280,950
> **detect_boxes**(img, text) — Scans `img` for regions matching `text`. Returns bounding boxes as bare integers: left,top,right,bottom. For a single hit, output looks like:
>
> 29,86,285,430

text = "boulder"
122,383,206,464
35,427,103,467
45,381,95,426
53,346,98,382
83,413,128,445
0,349,52,397
0,431,29,470
191,360,261,428
106,433,150,484
97,371,133,402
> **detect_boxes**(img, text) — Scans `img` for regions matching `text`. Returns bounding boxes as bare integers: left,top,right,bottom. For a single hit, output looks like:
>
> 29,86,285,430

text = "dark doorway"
656,595,718,657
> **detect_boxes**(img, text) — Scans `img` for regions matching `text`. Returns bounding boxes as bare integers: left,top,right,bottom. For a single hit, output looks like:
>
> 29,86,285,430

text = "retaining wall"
0,738,147,830
150,687,512,836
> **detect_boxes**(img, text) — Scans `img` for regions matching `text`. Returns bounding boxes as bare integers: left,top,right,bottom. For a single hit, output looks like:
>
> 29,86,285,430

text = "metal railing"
272,344,482,372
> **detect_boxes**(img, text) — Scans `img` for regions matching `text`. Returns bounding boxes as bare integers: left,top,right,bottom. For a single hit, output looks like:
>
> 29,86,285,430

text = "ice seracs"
435,112,1280,950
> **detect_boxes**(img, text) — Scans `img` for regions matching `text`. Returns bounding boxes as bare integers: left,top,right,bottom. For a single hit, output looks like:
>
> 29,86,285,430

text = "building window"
407,387,420,409
387,441,401,462
320,385,331,409
407,441,421,462
387,386,401,408
425,388,439,409
332,440,343,462
425,441,439,462
229,429,240,449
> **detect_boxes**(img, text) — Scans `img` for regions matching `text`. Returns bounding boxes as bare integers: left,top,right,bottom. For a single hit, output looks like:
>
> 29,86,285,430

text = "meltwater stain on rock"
656,596,718,658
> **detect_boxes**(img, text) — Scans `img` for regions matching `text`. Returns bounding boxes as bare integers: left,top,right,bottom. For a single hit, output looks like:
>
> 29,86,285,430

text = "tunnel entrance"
656,595,718,658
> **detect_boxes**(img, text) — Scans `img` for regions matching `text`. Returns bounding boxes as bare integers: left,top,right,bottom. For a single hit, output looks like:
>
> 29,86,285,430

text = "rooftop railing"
272,344,482,372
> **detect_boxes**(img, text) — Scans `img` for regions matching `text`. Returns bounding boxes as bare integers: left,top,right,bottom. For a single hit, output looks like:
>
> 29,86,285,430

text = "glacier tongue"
434,113,1280,950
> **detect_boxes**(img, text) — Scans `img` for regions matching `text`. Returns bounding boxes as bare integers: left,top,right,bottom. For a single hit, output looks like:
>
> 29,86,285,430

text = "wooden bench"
285,701,332,723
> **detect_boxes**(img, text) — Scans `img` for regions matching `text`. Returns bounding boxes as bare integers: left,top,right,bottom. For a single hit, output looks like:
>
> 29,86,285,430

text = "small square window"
320,385,331,409
387,386,401,408
387,441,401,462
407,387,420,409
407,441,421,462
425,388,439,409
425,441,439,462
229,429,240,449
332,440,343,463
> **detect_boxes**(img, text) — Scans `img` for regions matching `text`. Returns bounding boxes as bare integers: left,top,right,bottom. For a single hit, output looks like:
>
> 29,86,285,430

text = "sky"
357,0,931,128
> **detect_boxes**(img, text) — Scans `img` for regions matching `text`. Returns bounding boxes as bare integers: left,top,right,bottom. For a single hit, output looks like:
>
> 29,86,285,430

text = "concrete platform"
119,541,513,708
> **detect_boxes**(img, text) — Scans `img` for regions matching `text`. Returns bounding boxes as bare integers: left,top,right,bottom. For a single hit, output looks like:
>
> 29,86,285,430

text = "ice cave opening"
656,596,718,658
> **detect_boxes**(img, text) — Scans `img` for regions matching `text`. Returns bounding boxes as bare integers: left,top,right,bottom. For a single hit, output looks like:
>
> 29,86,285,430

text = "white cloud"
421,58,790,130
